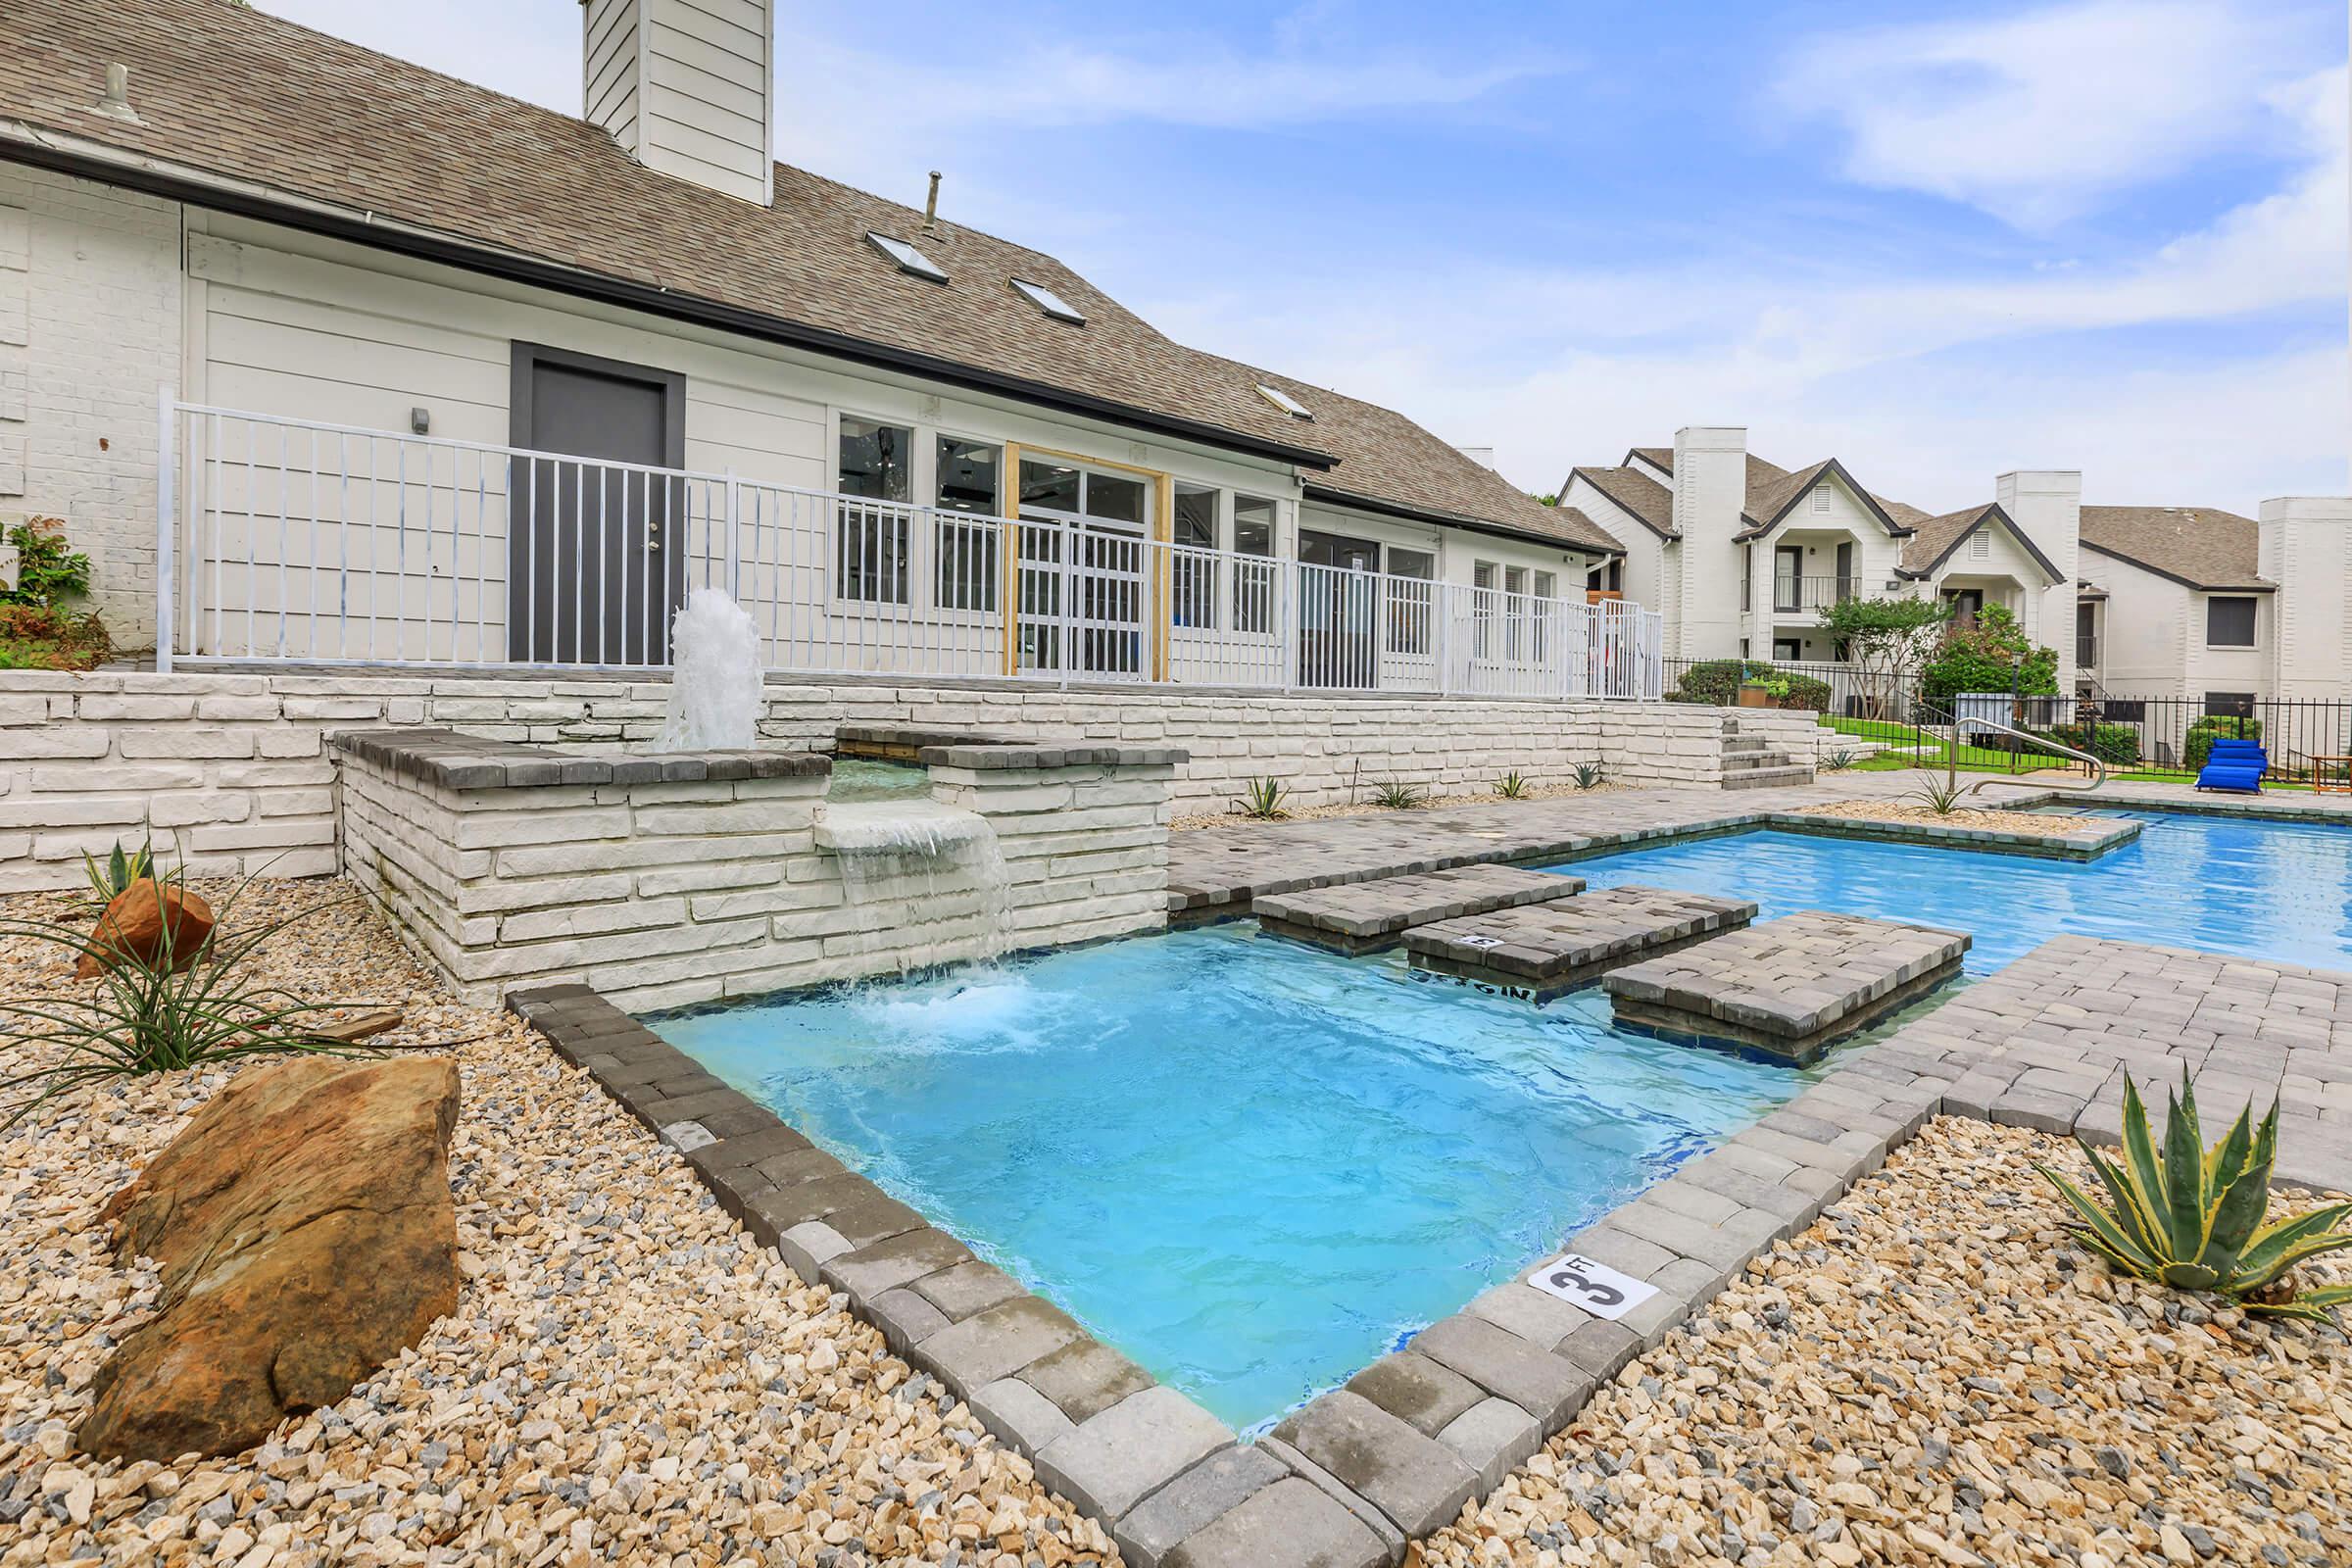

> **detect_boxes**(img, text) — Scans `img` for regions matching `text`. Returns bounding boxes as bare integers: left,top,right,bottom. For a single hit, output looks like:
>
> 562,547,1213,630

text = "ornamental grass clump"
1369,777,1429,809
1494,770,1530,800
2037,1069,2352,1323
0,864,352,1128
1232,776,1290,819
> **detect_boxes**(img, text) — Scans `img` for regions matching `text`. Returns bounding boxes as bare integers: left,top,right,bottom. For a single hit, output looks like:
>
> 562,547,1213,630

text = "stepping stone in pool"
1403,884,1757,1000
1252,864,1586,956
1603,909,1969,1064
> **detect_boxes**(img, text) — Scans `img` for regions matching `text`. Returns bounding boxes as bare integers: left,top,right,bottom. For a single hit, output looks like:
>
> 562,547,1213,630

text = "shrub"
2046,721,2140,766
2038,1070,2352,1323
1233,777,1289,819
1,517,92,609
0,866,352,1127
1918,606,2058,713
1673,661,1829,711
0,605,110,671
2185,715,2264,772
1369,777,1428,809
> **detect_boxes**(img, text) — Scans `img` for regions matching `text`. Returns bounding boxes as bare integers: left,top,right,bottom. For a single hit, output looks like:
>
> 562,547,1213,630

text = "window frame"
833,413,916,608
930,431,1004,616
1232,494,1278,636
2205,595,2257,649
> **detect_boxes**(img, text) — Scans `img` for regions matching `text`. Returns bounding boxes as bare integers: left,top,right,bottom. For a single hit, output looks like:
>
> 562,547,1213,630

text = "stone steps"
1252,864,1585,956
1403,885,1759,1000
1717,717,1813,791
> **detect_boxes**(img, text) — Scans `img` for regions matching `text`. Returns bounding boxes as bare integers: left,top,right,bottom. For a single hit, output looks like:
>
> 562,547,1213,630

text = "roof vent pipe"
92,62,140,123
922,171,942,236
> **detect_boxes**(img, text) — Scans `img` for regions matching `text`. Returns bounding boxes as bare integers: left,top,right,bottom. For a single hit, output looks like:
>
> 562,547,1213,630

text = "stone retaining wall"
0,668,1790,891
336,730,1181,1011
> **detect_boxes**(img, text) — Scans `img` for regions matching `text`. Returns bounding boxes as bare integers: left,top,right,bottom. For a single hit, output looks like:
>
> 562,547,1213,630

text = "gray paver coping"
1606,909,1970,1063
509,769,2352,1568
1404,885,1757,1000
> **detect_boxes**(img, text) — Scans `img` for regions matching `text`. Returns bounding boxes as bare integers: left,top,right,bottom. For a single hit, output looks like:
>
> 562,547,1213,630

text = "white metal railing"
157,397,1664,701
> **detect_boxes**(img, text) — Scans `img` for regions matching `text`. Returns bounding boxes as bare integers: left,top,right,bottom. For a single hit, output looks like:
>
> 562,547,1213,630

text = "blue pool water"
657,925,1814,1430
1565,809,2352,975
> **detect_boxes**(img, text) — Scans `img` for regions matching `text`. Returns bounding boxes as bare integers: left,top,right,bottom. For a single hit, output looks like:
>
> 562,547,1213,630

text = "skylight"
1010,277,1084,324
865,231,948,283
1255,383,1312,419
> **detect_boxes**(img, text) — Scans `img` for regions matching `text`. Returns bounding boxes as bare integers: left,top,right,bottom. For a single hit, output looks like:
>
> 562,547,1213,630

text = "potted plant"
1738,673,1793,709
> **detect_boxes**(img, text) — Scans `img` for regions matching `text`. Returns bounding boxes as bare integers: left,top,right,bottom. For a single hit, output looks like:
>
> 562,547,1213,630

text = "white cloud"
1774,0,2311,227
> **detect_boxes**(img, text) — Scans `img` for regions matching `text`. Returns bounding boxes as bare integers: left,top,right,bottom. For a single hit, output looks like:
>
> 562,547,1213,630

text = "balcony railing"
156,397,1665,701
1766,574,1859,615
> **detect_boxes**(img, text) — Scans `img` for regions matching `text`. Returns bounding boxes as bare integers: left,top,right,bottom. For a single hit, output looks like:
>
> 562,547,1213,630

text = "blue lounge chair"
2195,737,2267,793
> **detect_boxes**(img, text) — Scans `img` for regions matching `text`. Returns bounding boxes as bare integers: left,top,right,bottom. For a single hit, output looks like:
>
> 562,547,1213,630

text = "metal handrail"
1949,712,2108,795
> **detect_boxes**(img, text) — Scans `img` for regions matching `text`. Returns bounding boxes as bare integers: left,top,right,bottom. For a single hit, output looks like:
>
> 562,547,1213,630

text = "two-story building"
1561,426,2350,709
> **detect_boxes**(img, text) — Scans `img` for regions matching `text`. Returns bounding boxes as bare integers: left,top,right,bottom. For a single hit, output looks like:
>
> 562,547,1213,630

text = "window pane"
1387,550,1434,655
937,438,1000,514
1086,472,1146,524
835,505,909,604
935,513,1000,613
839,417,910,502
1234,497,1275,555
1173,485,1219,629
2206,596,2256,647
1233,497,1274,632
1020,460,1080,514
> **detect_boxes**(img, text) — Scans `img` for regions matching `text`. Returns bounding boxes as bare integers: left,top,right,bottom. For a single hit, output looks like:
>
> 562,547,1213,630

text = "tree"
1919,605,2057,715
1815,596,1949,720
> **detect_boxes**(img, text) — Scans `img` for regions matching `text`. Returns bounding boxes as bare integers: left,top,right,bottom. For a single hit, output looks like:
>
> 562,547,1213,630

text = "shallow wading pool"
655,924,1815,1430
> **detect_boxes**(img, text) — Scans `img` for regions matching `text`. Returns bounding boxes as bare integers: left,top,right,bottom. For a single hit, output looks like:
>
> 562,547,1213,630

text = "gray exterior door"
508,342,687,665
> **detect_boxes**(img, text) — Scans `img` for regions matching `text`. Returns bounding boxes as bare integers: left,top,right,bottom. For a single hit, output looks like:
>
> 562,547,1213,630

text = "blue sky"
265,0,2347,514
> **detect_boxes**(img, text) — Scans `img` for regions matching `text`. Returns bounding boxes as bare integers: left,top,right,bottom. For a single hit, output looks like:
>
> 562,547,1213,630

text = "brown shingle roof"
0,0,1591,551
1894,503,2061,584
1571,466,1679,539
2080,506,2273,591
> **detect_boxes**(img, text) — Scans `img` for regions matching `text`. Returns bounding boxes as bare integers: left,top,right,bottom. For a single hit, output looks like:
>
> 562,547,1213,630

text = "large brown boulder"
78,1055,463,1461
74,879,215,979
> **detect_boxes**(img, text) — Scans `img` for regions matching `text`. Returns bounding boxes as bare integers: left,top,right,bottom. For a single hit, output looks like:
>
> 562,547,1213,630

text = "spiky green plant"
1369,777,1428,809
1233,776,1290,820
1571,761,1606,791
0,868,354,1128
1822,749,1860,772
79,838,156,909
2037,1070,2352,1323
1494,770,1530,800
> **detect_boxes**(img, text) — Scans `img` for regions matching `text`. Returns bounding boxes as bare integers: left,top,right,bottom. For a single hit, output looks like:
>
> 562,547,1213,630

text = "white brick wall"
340,742,1173,1010
0,165,180,643
0,668,1770,892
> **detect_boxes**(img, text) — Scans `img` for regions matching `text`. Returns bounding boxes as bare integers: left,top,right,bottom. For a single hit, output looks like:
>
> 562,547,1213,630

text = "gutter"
1303,483,1625,557
0,121,1338,473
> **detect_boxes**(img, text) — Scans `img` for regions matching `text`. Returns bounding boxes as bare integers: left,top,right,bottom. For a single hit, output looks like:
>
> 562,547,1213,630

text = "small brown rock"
75,878,215,979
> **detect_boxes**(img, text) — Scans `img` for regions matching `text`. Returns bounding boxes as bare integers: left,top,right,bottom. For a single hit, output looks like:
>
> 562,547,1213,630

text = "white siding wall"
1996,471,2081,687
0,164,181,642
582,0,774,208
2260,498,2352,704
2088,552,2193,698
583,0,643,156
1668,426,1745,660
1925,522,2054,644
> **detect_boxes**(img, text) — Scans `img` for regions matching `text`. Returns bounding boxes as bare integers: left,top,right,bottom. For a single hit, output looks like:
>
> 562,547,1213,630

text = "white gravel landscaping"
1418,1115,2352,1568
0,881,1115,1568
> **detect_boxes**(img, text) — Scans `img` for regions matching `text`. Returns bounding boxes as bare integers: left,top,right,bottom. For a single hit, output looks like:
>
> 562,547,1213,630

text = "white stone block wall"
338,736,1173,1011
0,668,1769,892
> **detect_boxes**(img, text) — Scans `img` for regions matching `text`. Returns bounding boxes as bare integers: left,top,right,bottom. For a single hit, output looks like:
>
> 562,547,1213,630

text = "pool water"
1564,809,2352,975
656,925,1814,1430
826,757,932,804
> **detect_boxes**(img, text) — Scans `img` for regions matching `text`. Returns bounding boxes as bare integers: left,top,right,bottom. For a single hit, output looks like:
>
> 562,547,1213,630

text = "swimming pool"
1565,808,2352,974
656,925,1813,1430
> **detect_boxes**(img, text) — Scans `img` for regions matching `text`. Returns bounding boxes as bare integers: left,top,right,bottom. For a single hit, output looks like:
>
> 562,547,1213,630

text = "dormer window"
865,232,948,283
1010,277,1084,323
1256,383,1312,419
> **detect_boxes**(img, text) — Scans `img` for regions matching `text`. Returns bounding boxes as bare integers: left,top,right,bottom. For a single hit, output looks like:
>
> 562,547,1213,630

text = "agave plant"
1571,761,1606,791
1822,749,1860,772
0,867,353,1128
78,837,157,910
1369,777,1428,809
2037,1070,2352,1323
1233,776,1290,820
1494,770,1530,800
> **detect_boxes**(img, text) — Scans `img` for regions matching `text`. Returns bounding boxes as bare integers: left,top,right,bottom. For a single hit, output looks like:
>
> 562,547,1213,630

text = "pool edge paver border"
505,918,2352,1568
503,983,1395,1568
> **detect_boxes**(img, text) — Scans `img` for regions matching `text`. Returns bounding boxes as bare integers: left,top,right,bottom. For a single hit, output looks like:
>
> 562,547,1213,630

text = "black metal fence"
1661,656,2352,787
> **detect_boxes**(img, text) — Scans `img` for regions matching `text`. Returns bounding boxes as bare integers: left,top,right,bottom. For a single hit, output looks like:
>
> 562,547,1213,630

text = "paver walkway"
1404,886,1755,1000
1253,864,1582,955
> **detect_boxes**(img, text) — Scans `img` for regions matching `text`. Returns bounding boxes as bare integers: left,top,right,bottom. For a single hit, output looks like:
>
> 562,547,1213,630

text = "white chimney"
585,0,775,207
1454,445,1499,471
2259,497,2352,703
1995,470,2081,682
1670,425,1746,660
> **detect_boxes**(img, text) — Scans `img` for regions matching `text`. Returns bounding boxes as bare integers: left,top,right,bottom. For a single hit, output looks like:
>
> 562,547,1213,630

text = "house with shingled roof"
1560,428,2350,710
0,0,1640,699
